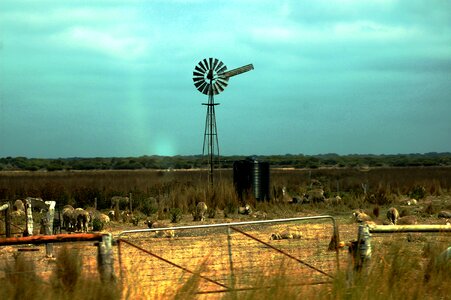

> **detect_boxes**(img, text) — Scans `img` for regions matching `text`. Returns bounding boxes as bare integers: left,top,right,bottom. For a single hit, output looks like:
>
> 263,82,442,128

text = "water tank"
233,158,270,201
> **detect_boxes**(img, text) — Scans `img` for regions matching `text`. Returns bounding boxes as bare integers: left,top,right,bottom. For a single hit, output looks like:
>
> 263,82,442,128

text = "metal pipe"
118,215,337,237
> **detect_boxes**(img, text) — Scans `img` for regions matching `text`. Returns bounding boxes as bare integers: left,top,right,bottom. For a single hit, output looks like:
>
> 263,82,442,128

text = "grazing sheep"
305,189,326,203
62,205,75,231
238,204,252,215
387,207,400,225
98,213,110,224
270,229,302,240
75,208,90,232
145,220,175,238
193,202,208,221
438,211,451,219
353,209,372,223
13,199,25,212
325,195,342,206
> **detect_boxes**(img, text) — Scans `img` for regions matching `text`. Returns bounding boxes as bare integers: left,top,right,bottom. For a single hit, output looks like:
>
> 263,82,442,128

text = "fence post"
227,226,235,290
97,233,116,282
24,199,33,236
356,224,371,271
44,201,56,257
0,203,11,237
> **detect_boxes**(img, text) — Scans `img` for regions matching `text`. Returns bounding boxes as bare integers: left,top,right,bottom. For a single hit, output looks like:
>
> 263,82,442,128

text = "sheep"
353,209,372,223
325,195,342,206
62,205,75,231
238,204,252,215
75,208,90,232
270,229,302,240
145,220,175,238
438,211,451,219
13,199,25,212
387,207,400,225
305,189,326,203
192,202,208,221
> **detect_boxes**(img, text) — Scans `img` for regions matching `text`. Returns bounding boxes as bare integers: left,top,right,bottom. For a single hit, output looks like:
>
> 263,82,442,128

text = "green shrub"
410,185,426,199
169,208,182,223
92,218,104,231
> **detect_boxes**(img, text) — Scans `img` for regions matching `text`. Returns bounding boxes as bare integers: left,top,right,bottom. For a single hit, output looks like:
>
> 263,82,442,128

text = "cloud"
53,26,149,60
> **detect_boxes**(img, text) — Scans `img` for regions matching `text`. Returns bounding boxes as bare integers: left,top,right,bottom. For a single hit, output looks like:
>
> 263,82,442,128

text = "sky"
0,0,450,158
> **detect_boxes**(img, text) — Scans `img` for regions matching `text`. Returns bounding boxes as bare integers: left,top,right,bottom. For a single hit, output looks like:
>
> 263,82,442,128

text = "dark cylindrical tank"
233,158,270,201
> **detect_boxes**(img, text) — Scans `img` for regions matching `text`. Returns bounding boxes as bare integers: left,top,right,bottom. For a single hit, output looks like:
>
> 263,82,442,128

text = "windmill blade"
215,61,225,72
208,58,214,70
216,64,227,74
193,70,204,78
214,82,225,94
193,76,205,85
201,59,209,71
216,77,229,88
216,78,228,90
222,64,254,78
211,58,219,72
201,82,211,95
195,80,207,92
195,65,206,74
212,82,221,95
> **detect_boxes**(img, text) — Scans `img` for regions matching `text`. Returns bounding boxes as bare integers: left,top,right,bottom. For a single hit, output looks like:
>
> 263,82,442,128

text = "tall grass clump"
0,246,120,300
167,240,450,300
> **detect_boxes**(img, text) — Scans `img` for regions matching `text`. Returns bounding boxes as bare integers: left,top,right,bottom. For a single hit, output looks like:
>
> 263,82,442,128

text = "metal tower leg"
202,93,220,185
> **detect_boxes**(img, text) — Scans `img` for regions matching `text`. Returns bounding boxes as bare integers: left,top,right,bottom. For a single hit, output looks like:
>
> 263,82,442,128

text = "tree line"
0,152,450,171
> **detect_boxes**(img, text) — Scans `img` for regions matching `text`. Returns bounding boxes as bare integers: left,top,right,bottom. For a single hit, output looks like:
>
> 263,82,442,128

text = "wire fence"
117,216,341,296
0,233,113,286
367,227,451,266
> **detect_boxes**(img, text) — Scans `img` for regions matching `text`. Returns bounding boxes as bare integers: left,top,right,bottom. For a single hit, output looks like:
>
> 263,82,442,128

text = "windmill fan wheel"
193,58,229,95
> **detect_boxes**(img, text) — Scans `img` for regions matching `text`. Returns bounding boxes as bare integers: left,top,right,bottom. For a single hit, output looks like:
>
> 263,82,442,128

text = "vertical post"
0,203,11,237
355,224,371,272
94,197,97,210
129,193,133,212
45,201,55,257
227,226,235,290
97,233,115,282
117,239,123,280
25,199,33,236
6,204,11,238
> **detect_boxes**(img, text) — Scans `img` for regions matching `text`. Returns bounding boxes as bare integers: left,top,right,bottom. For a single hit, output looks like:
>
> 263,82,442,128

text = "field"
0,166,450,299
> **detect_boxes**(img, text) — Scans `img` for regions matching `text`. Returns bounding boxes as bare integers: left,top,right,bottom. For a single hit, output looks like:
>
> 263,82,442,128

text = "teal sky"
1,0,450,158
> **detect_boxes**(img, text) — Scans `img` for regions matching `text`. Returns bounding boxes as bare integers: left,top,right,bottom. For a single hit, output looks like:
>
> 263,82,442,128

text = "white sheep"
193,202,208,221
387,207,400,225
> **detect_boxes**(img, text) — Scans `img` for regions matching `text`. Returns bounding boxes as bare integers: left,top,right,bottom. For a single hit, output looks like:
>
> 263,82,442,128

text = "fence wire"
117,217,340,296
0,242,102,283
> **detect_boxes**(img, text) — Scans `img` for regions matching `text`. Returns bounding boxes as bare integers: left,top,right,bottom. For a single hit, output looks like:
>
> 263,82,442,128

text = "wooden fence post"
97,233,115,282
44,201,56,257
25,199,33,236
0,203,11,237
356,224,371,272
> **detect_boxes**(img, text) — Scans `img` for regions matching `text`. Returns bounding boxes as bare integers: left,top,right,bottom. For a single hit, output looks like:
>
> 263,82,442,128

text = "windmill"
193,58,254,184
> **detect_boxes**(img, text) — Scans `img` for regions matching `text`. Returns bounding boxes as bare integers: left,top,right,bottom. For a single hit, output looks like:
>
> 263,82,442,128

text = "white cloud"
53,26,149,60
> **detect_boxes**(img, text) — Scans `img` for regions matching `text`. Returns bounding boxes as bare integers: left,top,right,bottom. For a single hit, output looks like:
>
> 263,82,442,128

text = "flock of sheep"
352,205,451,226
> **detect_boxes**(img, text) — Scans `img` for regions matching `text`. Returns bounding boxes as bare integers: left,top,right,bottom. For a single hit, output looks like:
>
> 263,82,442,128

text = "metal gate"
116,216,340,297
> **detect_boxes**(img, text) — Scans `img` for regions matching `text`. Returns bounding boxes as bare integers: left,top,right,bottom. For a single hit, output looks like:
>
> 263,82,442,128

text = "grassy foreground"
1,241,449,300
